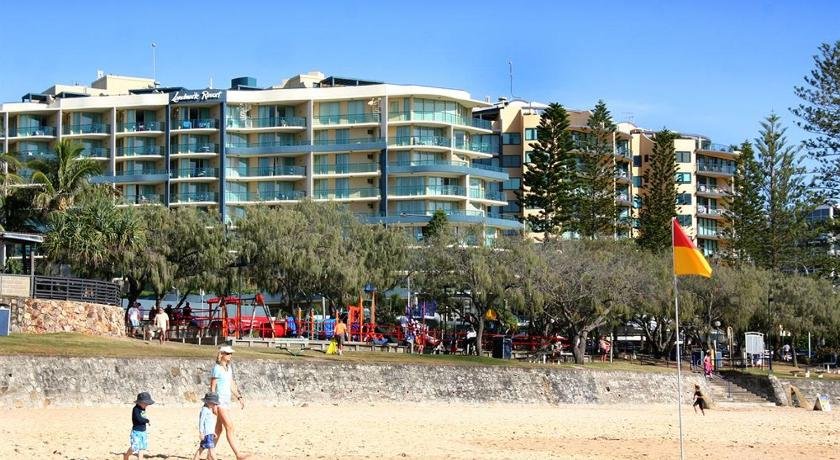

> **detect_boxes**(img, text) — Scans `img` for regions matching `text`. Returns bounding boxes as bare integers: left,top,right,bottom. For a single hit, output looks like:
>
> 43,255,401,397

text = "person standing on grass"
334,317,348,356
693,384,707,416
127,303,141,337
210,346,249,460
123,392,154,460
155,306,169,345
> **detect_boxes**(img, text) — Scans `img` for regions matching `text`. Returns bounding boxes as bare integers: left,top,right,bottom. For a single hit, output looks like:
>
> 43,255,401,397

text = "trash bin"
0,306,9,336
493,337,513,359
714,351,723,370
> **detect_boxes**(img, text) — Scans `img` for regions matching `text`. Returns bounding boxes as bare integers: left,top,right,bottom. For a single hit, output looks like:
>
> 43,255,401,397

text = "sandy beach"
1,402,837,459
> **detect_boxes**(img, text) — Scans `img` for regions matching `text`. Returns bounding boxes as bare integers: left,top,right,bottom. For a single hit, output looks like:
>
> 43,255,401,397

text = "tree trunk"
126,276,142,308
791,334,798,368
476,311,485,357
572,331,587,364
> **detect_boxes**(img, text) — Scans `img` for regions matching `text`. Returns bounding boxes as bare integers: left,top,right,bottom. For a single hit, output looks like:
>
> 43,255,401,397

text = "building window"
676,172,691,184
632,177,642,187
501,155,522,168
633,155,642,167
677,193,692,205
503,178,521,190
633,196,643,209
524,150,534,163
524,128,537,141
502,133,521,145
676,151,691,163
677,214,692,227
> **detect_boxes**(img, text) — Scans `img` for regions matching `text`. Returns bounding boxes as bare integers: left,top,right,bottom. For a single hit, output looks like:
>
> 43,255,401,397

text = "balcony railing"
114,169,168,177
118,145,162,156
17,149,53,158
227,140,310,149
402,111,493,129
697,163,736,175
697,185,728,195
172,192,218,203
118,121,166,132
171,167,218,179
229,165,305,177
468,189,503,201
615,170,630,179
173,143,219,154
173,119,218,130
313,137,383,147
700,142,736,153
313,163,378,174
391,185,465,197
315,113,380,125
389,136,451,148
391,159,505,173
227,190,306,202
227,116,306,129
616,194,630,202
697,206,726,216
80,147,110,158
13,126,56,137
454,141,496,154
313,188,379,199
63,123,110,135
121,194,162,205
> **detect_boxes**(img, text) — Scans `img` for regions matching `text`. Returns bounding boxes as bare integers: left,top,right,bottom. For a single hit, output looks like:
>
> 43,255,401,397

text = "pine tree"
573,100,618,239
637,130,678,252
521,103,576,240
722,141,766,263
792,40,840,198
755,114,811,271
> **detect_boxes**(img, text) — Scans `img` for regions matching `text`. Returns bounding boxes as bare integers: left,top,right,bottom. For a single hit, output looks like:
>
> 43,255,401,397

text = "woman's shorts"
130,430,148,452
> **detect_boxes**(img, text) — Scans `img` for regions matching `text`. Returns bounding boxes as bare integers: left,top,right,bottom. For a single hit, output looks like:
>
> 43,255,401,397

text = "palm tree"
0,153,25,231
27,140,102,212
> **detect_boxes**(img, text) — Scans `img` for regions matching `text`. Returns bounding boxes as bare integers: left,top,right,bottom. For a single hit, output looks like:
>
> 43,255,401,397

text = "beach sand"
1,402,837,459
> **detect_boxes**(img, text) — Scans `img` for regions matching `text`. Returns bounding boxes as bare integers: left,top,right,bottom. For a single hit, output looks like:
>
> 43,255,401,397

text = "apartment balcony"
388,136,451,150
388,160,507,181
313,163,378,175
80,147,110,159
11,126,56,138
119,194,162,206
363,210,522,230
312,137,387,153
699,141,737,153
389,111,493,131
171,192,219,204
117,121,166,133
170,167,218,181
63,123,111,136
313,187,380,200
172,119,218,130
227,116,307,130
696,184,729,198
697,163,736,177
227,165,306,179
117,145,163,158
615,147,631,159
616,194,632,206
696,206,727,220
171,143,219,156
16,149,53,159
227,190,306,203
697,231,726,241
390,185,465,199
90,169,169,185
226,140,311,156
468,188,505,204
314,113,380,126
614,170,631,182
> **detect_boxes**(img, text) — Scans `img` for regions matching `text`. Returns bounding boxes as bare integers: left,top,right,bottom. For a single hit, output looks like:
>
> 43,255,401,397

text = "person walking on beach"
123,391,155,460
693,384,707,416
210,346,249,460
193,392,220,460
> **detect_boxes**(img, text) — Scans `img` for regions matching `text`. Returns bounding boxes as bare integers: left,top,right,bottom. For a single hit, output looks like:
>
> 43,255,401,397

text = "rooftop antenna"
508,60,514,98
209,76,214,89
622,112,635,124
151,42,157,86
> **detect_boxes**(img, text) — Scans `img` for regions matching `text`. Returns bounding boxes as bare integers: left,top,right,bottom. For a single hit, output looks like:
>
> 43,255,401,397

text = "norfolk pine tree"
574,100,618,239
637,130,678,252
722,141,766,263
792,40,840,198
521,103,576,240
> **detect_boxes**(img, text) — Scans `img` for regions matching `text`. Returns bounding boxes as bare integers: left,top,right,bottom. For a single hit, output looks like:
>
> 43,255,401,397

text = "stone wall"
0,356,710,408
3,298,124,336
777,378,840,408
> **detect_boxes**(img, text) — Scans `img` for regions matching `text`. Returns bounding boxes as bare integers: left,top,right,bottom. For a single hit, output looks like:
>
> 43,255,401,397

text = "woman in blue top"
210,345,249,459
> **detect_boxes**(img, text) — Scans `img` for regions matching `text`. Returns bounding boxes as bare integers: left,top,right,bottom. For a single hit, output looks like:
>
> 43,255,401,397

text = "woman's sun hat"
219,345,235,354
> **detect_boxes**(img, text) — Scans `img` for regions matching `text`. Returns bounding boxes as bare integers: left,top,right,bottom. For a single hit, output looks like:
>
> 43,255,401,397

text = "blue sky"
1,0,836,146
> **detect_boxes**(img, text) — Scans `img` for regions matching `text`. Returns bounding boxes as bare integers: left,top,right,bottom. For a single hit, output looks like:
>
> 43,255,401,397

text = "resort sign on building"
170,90,225,103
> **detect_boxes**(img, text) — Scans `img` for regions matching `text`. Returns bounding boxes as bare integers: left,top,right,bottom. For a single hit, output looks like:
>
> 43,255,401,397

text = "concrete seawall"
0,357,714,408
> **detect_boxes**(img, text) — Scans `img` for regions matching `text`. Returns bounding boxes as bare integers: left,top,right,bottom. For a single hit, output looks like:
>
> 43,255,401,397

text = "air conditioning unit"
367,178,375,184
367,129,374,135
367,154,374,160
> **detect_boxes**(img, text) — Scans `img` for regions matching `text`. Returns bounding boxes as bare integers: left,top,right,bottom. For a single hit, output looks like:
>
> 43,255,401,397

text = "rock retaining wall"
0,356,710,408
2,297,124,336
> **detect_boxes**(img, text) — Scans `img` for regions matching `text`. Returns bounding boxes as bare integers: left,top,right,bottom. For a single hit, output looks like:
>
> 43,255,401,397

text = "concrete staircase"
705,375,777,408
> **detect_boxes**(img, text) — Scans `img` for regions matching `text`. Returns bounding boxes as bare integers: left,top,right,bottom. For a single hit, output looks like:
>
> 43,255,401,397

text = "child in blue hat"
124,391,155,460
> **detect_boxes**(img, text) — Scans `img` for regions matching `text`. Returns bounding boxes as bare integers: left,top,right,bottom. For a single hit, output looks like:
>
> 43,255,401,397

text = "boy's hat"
135,392,155,405
219,345,235,354
202,392,221,405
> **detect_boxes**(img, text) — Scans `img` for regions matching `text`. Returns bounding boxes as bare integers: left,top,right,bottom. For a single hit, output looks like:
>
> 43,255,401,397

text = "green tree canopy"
637,130,678,252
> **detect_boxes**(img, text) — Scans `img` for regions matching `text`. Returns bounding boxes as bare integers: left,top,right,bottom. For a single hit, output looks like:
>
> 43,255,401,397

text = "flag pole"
672,218,685,460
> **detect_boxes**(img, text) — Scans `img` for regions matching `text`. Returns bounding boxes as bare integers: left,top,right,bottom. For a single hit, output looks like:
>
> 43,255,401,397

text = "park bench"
274,337,310,356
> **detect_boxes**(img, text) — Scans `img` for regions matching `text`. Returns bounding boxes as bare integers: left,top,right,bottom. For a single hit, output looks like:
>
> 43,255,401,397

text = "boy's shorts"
129,430,148,452
200,434,216,449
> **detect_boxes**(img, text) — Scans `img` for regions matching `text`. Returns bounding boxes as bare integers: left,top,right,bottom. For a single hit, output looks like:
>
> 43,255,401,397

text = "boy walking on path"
124,392,155,460
193,392,220,460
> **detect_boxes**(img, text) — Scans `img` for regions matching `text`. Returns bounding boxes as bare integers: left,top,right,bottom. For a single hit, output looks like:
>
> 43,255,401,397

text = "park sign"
170,89,226,104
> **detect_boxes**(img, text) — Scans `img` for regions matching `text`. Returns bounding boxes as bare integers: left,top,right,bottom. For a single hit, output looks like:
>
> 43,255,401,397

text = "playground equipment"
206,294,283,339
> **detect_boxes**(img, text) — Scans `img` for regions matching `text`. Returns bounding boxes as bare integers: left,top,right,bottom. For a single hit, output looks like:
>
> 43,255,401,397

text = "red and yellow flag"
673,218,712,278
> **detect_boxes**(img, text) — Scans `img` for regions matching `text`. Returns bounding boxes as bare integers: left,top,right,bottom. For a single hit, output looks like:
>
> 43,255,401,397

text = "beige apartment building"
477,99,736,255
0,71,520,241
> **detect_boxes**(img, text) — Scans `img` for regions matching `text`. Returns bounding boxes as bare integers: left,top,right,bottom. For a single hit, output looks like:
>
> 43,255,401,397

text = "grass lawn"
0,333,680,372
